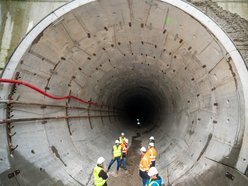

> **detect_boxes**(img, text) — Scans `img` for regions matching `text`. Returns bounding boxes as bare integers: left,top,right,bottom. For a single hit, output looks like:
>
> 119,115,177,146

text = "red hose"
0,78,99,106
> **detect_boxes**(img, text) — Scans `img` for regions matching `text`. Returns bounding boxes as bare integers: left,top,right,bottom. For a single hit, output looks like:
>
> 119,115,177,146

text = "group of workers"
93,133,162,186
139,136,162,186
107,132,128,174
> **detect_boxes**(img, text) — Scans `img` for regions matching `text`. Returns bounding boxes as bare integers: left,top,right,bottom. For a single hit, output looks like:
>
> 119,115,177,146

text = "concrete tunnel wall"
0,0,248,185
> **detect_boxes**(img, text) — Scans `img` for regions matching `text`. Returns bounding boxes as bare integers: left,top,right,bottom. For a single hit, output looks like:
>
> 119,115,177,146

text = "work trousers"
139,170,149,186
121,153,127,168
107,157,121,171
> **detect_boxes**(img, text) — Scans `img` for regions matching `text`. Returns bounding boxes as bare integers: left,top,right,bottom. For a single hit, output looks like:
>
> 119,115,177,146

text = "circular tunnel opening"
1,0,248,185
122,94,156,125
115,86,163,128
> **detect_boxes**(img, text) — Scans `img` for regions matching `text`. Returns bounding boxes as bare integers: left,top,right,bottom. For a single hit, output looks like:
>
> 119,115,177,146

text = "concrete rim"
1,0,248,173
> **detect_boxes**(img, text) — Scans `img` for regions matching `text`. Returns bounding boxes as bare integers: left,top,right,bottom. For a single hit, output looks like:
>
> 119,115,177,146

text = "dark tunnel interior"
111,85,165,129
1,0,248,185
118,91,159,127
121,94,157,125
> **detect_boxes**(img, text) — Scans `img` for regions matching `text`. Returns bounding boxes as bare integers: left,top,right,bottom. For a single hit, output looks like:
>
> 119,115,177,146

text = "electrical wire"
0,78,100,106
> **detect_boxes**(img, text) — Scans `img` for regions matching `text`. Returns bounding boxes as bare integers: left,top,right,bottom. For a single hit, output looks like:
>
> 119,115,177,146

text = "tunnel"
1,0,248,185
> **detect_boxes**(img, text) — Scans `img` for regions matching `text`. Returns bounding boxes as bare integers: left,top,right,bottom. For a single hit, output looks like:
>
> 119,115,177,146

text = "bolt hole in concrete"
0,0,248,186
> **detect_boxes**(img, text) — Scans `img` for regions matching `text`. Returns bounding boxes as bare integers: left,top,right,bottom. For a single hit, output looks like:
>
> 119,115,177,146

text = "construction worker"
107,140,122,175
146,167,162,186
147,142,157,167
120,138,128,170
139,147,150,186
93,157,108,186
119,132,127,144
149,136,155,143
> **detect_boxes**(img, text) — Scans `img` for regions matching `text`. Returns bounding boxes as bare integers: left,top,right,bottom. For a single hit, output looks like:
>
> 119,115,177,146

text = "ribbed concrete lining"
1,0,248,185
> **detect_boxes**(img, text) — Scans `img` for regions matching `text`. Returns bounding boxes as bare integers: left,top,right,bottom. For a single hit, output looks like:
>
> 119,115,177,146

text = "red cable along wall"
0,78,99,106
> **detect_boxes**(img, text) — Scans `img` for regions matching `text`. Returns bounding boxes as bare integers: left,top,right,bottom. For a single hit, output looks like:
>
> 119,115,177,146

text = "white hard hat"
97,157,105,164
115,140,120,144
121,132,125,136
140,146,146,152
149,142,155,147
125,139,129,143
149,136,155,140
148,167,158,177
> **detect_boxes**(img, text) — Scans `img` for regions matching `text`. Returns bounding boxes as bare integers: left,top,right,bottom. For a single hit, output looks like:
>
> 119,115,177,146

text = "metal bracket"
8,169,20,179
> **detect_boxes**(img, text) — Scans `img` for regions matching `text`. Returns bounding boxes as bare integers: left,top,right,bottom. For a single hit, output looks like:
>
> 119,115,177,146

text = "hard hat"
115,140,120,144
149,136,155,140
140,146,146,152
149,142,155,147
121,132,125,136
125,139,129,143
148,167,158,177
97,157,105,164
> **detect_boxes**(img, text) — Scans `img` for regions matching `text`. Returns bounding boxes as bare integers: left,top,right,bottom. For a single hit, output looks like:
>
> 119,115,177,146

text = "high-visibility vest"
121,143,128,154
139,154,150,172
148,147,157,161
119,136,126,144
113,145,122,157
93,165,106,186
146,179,160,186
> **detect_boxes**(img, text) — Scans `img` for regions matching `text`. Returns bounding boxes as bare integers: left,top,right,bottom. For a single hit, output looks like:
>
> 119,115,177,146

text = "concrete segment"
0,0,248,185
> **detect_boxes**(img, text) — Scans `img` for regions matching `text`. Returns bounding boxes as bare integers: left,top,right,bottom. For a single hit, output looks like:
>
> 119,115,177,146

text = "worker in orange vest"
147,142,157,167
120,138,128,170
139,147,150,186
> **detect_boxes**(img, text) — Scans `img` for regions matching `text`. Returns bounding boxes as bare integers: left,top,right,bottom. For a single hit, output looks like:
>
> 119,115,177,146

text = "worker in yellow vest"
139,147,150,186
119,132,127,144
107,140,122,175
147,142,157,167
93,157,108,186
